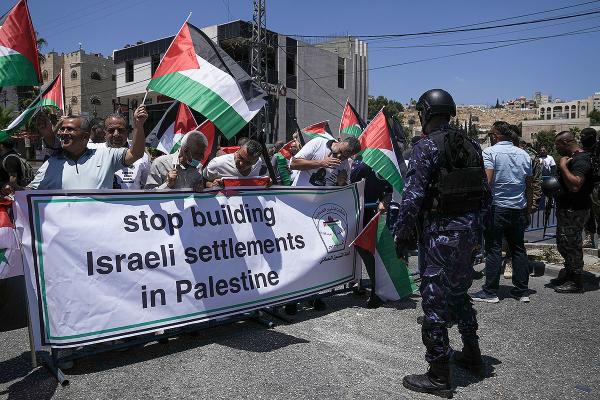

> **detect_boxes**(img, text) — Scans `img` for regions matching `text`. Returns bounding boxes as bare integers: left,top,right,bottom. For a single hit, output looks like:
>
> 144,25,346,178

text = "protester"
28,106,148,190
0,139,27,195
393,89,488,397
549,131,593,293
580,128,599,248
290,136,361,187
539,146,556,177
471,121,532,304
203,139,264,188
350,156,392,308
145,130,207,191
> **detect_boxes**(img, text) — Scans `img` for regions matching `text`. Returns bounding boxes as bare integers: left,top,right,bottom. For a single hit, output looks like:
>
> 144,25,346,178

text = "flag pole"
61,69,66,116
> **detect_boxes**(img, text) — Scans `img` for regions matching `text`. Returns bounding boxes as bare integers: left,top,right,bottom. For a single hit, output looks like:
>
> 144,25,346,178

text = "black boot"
549,268,570,287
555,273,584,293
366,292,383,309
402,364,453,398
453,338,483,376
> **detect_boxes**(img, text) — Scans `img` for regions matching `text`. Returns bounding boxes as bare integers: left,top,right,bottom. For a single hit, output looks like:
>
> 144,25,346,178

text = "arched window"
71,96,78,104
90,72,101,81
42,70,48,80
71,70,78,80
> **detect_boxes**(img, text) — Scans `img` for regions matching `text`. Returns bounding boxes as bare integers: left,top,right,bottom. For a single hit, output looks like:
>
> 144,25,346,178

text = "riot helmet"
416,89,456,129
541,176,562,196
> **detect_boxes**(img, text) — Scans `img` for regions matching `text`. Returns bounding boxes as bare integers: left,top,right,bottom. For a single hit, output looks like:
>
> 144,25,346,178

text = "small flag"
0,199,23,280
273,140,295,186
279,140,295,160
301,121,334,144
352,212,416,301
339,100,366,139
358,109,404,194
220,146,239,154
147,21,266,139
146,101,198,154
0,71,64,142
0,0,42,87
198,119,217,166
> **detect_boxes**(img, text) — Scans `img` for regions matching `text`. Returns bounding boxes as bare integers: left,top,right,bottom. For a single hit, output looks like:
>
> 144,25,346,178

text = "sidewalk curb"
540,263,600,279
525,243,600,257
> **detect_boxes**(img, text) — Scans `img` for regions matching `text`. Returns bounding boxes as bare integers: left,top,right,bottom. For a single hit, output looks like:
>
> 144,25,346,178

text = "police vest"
423,128,485,215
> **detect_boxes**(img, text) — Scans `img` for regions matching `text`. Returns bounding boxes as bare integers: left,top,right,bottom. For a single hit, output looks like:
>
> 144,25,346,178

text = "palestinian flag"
278,140,295,160
301,121,334,144
147,21,266,139
198,119,217,166
359,108,404,194
352,212,416,301
0,199,22,280
272,141,295,186
0,71,63,142
339,100,365,139
0,0,41,87
146,101,198,154
220,146,239,154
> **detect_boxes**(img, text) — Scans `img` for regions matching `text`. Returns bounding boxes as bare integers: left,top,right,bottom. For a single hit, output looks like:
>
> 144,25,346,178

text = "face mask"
187,158,201,168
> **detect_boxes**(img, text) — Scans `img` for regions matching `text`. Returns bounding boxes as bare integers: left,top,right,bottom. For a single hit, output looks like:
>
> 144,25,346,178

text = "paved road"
1,264,599,400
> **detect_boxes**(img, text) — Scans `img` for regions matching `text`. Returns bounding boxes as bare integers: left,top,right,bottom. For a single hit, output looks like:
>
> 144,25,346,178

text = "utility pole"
250,0,268,140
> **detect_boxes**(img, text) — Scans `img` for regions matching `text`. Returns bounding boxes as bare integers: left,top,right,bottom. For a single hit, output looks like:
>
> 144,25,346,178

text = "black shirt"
556,151,593,210
0,151,22,186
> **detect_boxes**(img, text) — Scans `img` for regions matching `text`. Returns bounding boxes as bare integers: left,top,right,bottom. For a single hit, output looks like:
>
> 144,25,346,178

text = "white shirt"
114,152,151,189
202,153,263,181
291,137,350,187
539,155,556,175
87,142,107,149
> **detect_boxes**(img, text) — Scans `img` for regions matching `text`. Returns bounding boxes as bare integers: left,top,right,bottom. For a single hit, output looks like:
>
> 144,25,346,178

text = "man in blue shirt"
471,121,533,303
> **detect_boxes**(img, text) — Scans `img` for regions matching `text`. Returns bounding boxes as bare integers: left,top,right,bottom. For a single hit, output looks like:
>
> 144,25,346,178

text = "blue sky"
20,0,600,105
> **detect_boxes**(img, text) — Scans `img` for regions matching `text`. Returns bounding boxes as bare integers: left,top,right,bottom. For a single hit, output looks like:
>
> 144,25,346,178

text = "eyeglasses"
58,126,80,133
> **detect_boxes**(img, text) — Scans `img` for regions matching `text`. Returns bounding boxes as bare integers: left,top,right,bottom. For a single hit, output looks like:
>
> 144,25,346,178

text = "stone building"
41,50,115,118
537,92,600,120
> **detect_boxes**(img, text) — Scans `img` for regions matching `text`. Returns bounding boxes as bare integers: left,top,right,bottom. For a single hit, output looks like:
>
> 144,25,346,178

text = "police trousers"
556,208,589,274
420,229,479,365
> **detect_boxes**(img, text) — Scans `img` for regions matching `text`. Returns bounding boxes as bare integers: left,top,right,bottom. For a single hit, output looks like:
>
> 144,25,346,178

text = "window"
285,37,297,89
151,54,161,76
286,98,297,139
337,57,345,89
112,74,116,81
71,70,78,80
42,70,48,80
90,72,101,80
125,60,134,82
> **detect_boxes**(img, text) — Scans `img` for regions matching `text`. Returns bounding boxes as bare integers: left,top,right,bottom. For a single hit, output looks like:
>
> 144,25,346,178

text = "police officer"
393,89,489,398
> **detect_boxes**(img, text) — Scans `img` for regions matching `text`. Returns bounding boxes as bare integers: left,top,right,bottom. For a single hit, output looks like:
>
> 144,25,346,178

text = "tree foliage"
0,106,14,130
368,95,404,120
534,129,558,158
589,110,600,125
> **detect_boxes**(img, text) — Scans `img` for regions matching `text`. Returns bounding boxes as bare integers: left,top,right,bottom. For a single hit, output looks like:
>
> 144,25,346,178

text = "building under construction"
113,20,368,144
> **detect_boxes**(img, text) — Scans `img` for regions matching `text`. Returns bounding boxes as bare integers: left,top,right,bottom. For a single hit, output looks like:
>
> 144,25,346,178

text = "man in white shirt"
203,139,264,187
290,136,361,187
539,146,556,176
103,113,151,189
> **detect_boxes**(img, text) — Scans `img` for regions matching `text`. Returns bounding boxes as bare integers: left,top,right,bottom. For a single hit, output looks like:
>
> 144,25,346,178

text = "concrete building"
40,50,115,118
522,118,591,143
537,92,600,121
112,20,368,143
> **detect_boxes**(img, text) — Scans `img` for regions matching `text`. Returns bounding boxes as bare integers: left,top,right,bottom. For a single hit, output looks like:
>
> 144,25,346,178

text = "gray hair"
181,130,208,151
65,115,92,134
243,139,263,158
104,113,128,126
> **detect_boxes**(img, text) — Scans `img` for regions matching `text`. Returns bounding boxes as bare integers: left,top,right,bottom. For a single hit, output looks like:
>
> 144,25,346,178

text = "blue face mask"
187,158,201,168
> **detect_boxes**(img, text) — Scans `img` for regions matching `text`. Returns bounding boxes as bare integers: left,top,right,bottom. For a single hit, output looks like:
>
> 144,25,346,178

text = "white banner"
14,184,363,348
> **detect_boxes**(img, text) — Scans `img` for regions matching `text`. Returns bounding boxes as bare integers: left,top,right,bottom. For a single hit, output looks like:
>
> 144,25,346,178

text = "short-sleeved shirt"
483,141,532,209
202,153,263,181
29,147,128,190
556,151,593,210
0,151,23,186
539,155,556,176
145,152,203,189
291,137,350,187
114,152,151,189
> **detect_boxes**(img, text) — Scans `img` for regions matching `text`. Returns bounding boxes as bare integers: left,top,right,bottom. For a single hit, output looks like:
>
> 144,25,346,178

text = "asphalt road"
1,263,599,400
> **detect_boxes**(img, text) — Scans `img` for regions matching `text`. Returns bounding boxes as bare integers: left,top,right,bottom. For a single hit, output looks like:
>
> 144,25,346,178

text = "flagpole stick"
141,90,149,106
61,69,66,116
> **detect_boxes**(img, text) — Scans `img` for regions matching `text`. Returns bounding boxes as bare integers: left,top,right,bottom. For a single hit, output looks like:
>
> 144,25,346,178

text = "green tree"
0,106,14,130
36,32,47,64
534,129,558,158
588,109,600,125
368,95,404,120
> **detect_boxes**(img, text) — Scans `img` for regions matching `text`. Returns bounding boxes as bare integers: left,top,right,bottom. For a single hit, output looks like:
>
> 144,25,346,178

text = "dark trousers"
420,229,479,365
556,208,588,274
483,206,529,297
584,206,599,235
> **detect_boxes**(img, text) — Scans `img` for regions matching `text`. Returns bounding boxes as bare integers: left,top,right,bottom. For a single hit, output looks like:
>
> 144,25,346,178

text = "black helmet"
541,176,562,196
416,89,456,127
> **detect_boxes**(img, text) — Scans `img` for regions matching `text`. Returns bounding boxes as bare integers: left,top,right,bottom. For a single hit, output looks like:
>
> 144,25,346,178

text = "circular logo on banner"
312,203,349,254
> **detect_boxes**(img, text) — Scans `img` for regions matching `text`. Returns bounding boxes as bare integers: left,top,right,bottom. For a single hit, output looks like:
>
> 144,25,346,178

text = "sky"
16,0,600,105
